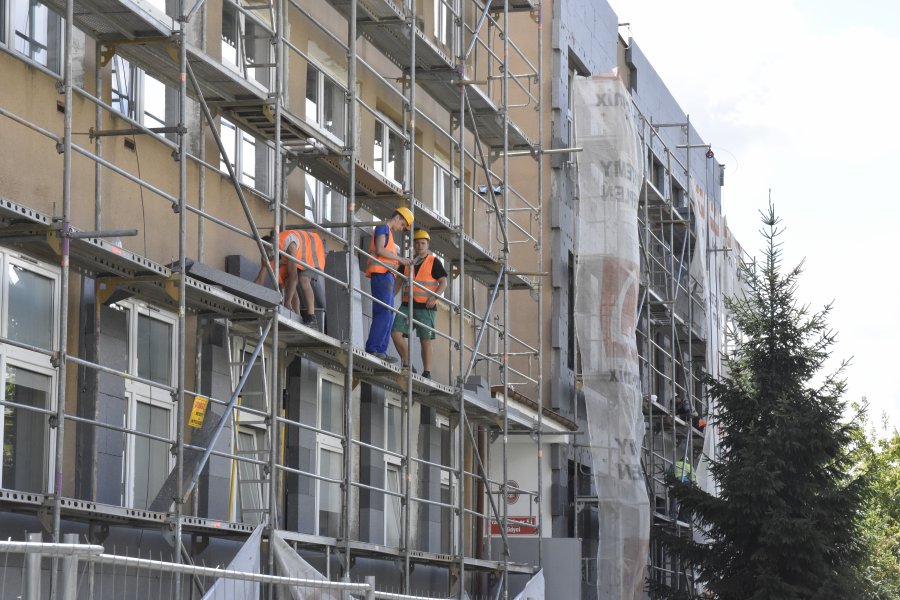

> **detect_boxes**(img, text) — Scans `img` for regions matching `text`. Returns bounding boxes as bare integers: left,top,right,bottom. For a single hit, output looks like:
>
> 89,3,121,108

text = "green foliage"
656,205,869,599
854,417,900,599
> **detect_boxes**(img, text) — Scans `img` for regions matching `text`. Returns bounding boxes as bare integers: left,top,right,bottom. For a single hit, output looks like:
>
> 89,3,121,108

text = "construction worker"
255,230,325,327
669,458,696,522
391,230,447,379
364,208,413,361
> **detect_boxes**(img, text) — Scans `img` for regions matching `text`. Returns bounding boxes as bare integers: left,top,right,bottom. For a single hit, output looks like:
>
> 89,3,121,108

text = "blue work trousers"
366,272,395,354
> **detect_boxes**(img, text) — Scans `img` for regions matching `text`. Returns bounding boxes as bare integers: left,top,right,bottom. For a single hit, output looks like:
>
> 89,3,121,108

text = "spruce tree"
661,204,867,599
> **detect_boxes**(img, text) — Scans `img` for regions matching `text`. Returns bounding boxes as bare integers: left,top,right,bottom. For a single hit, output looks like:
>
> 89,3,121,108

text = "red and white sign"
489,516,537,536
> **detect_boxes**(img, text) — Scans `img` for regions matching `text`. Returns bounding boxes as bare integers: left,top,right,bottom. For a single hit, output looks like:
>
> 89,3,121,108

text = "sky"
607,0,900,433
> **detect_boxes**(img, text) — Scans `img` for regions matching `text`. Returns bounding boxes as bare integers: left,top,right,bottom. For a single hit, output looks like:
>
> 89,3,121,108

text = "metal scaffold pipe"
49,0,76,595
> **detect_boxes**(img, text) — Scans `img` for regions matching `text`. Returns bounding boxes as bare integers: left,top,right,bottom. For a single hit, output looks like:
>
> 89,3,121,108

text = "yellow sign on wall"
189,395,209,428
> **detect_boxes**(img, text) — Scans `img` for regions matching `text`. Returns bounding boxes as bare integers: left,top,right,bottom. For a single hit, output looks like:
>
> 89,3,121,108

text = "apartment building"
0,0,741,597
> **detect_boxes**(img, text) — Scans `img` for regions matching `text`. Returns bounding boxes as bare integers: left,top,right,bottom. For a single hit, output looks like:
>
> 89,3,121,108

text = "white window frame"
305,63,347,144
228,335,270,523
383,392,403,546
110,56,169,131
221,0,271,89
0,249,59,494
373,115,406,186
315,369,345,537
123,387,175,509
433,0,456,53
4,0,63,72
230,335,269,424
433,162,456,224
220,117,272,195
304,173,347,228
232,425,267,524
436,414,456,554
113,300,177,509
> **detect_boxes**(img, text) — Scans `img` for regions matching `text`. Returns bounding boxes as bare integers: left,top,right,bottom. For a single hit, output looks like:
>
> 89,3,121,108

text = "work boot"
302,313,318,328
422,370,431,379
374,352,398,364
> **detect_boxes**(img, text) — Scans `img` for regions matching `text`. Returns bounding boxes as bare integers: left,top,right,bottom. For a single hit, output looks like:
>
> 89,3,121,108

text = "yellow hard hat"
394,207,414,227
413,229,431,241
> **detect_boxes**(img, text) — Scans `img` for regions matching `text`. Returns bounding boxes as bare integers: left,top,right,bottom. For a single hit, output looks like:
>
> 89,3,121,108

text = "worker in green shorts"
392,230,447,380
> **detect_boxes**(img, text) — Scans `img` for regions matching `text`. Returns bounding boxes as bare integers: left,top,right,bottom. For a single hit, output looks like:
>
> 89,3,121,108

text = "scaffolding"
635,113,737,596
0,0,547,597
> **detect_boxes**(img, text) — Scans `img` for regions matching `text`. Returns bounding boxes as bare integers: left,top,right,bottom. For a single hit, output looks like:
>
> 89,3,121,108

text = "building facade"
0,0,740,597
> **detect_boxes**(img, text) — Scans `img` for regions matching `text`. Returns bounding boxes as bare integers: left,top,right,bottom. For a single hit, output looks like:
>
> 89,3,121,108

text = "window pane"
387,130,404,183
2,365,50,493
137,315,172,384
441,169,454,222
386,404,400,454
236,430,265,524
132,401,169,509
305,65,319,124
304,174,317,220
373,122,384,175
323,186,345,226
241,132,256,187
220,119,237,174
144,75,167,129
440,482,452,554
221,4,238,67
318,448,341,537
323,77,345,141
240,350,266,412
320,379,344,435
14,0,61,72
111,57,134,118
7,263,53,349
385,465,401,546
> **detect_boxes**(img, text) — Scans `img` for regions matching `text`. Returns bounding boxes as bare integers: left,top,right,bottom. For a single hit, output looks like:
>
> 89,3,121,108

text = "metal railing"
0,537,455,600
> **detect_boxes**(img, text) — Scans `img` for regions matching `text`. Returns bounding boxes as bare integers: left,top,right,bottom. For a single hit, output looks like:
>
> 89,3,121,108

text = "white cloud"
611,0,900,428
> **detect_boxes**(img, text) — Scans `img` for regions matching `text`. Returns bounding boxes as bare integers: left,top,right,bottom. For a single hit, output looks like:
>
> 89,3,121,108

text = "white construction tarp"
271,530,343,600
512,569,545,600
202,524,264,600
573,72,650,600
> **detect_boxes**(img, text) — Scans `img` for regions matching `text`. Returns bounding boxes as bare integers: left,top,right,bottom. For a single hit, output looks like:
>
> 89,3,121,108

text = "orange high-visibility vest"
365,227,398,278
273,230,325,285
402,254,441,304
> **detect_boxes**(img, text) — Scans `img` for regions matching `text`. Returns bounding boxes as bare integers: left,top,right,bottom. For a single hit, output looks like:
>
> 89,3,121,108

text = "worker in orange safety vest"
391,229,447,379
255,229,325,327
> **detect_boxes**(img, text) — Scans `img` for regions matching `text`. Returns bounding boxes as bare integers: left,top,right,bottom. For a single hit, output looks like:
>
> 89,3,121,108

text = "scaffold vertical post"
341,0,358,584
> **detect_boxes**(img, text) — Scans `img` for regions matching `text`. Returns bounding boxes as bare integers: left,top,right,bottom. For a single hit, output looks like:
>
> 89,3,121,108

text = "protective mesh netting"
573,72,649,600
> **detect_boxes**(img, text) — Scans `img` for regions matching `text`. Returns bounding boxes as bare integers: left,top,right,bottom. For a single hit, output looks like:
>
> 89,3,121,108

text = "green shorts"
392,306,436,340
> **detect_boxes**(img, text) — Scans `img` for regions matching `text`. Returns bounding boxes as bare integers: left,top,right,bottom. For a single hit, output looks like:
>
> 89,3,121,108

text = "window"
373,119,405,185
433,164,455,223
108,301,177,510
110,56,169,130
437,415,455,554
9,0,62,72
433,0,456,51
230,335,270,523
220,118,272,194
222,1,270,88
1,363,53,493
304,174,347,230
231,337,269,416
384,394,402,546
0,249,58,495
234,427,267,524
316,371,344,537
305,64,346,143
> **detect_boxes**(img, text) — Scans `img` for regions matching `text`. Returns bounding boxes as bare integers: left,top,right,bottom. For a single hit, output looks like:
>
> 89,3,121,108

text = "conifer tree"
659,205,867,599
